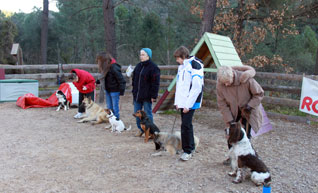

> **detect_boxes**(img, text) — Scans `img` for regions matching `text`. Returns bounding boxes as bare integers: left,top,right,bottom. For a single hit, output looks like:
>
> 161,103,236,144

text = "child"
174,46,204,161
69,69,96,119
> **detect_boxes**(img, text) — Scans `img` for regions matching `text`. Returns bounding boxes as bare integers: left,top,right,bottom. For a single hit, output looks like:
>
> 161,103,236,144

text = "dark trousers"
227,109,252,149
78,91,95,113
180,109,195,154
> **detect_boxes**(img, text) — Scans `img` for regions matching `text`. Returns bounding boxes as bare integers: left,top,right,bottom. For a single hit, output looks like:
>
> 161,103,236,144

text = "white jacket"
174,56,204,109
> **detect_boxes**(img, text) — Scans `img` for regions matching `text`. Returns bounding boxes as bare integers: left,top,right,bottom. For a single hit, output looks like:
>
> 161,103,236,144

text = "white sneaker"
74,112,83,119
180,153,192,161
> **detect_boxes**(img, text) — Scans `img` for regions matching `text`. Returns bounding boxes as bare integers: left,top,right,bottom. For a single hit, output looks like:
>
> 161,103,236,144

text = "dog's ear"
236,122,242,129
141,111,146,118
155,142,161,150
228,123,241,144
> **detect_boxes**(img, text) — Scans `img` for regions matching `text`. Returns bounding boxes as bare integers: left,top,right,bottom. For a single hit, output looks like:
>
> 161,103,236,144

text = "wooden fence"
1,64,318,123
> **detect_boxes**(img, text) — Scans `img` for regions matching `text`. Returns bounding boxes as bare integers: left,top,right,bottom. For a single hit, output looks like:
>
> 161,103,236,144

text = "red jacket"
71,69,95,93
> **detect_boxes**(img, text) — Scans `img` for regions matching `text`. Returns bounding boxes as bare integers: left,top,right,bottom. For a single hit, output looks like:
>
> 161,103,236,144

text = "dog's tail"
194,136,200,151
125,125,131,131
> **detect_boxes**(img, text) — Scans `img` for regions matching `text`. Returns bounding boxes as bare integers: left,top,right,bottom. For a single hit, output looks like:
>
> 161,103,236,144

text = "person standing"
69,69,96,119
96,52,126,120
132,48,160,136
174,46,204,161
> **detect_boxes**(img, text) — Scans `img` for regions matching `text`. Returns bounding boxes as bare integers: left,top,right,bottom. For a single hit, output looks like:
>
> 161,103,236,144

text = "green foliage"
11,10,42,63
0,11,17,64
273,25,318,73
0,0,316,73
303,25,318,57
264,104,309,117
52,0,104,64
160,109,179,115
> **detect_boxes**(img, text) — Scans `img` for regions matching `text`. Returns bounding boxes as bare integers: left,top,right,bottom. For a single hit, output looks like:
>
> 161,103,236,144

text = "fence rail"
1,64,317,122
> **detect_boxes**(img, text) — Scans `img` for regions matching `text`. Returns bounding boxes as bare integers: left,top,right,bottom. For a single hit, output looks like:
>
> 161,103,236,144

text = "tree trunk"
103,0,117,58
199,0,217,37
41,0,49,64
237,0,245,49
314,48,318,75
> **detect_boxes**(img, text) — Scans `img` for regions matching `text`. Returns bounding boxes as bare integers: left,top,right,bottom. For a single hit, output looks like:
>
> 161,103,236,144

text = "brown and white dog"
77,96,109,125
132,110,160,143
226,122,271,186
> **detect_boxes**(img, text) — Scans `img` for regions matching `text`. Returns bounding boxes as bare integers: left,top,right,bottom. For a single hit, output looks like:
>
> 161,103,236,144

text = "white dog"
105,109,131,133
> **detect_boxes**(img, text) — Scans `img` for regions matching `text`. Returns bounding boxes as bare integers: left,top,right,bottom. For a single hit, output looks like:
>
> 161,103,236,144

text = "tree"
11,11,42,64
0,11,17,64
199,0,217,37
212,0,301,73
41,0,49,64
103,0,116,58
315,49,318,75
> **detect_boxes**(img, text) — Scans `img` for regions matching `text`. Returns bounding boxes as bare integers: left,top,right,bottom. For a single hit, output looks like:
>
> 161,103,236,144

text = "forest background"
0,0,318,74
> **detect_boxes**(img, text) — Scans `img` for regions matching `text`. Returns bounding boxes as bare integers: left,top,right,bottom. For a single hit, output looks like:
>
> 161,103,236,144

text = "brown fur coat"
216,65,264,132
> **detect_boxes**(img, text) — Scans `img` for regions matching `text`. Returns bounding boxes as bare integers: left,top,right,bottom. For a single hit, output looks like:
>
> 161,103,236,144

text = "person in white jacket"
174,46,204,161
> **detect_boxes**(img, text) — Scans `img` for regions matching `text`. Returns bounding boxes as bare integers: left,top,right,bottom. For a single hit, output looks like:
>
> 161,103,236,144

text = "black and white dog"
226,122,271,186
55,90,70,111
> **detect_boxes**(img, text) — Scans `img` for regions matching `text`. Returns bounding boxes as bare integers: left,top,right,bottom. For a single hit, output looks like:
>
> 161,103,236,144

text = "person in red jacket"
69,69,96,119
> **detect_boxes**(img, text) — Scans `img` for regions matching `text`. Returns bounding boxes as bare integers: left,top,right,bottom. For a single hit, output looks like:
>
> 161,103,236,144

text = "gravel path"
0,93,317,193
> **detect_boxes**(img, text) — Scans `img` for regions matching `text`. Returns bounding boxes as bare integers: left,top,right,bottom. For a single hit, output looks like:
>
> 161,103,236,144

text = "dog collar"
86,102,94,109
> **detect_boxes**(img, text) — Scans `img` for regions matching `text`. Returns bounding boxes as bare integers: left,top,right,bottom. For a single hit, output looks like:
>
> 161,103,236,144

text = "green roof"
191,32,243,68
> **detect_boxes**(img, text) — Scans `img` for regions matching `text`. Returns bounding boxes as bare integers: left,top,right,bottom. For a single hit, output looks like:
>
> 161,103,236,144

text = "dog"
152,131,200,156
105,109,131,133
55,90,70,111
133,110,160,143
77,96,109,124
226,122,271,186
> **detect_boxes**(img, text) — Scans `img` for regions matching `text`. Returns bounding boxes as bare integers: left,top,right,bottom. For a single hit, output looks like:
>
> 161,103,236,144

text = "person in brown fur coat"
216,65,264,165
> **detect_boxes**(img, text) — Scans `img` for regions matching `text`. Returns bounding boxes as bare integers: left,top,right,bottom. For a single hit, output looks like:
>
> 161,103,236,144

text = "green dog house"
0,79,38,102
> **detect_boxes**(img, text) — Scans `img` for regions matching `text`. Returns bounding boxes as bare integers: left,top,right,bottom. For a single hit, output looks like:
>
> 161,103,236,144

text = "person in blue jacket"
132,48,160,137
174,46,204,161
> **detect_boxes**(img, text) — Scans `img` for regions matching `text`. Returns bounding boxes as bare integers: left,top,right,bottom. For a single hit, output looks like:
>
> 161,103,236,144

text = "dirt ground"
0,93,317,193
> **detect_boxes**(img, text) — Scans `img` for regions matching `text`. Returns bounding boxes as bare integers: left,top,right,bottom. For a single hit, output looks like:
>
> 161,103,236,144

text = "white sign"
299,77,318,116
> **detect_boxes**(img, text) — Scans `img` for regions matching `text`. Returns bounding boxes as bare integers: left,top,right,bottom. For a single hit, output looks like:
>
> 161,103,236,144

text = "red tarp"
16,83,72,109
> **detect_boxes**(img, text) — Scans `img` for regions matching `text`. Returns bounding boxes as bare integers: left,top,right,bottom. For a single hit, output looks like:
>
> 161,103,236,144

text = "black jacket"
132,59,160,102
105,63,126,95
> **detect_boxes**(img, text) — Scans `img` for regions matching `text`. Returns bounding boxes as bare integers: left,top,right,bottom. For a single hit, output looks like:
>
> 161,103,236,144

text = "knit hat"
141,48,152,59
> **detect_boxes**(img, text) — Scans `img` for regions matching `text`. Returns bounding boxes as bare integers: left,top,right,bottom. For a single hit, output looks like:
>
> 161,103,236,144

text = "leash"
245,120,250,138
171,109,178,134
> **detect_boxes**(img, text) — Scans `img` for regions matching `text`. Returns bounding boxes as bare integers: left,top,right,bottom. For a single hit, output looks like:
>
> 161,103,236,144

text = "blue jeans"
134,100,153,132
105,91,120,119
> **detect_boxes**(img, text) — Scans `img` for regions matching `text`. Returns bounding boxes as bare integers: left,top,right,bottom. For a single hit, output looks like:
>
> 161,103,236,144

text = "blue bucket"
263,185,271,193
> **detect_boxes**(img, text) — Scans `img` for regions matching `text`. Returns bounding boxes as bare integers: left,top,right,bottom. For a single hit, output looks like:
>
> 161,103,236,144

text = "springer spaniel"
225,122,271,186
